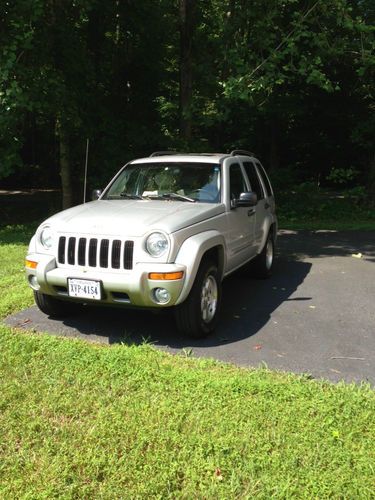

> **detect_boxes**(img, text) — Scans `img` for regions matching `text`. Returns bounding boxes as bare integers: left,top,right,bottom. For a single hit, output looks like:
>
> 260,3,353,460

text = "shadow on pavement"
57,229,375,346
277,229,375,262
57,257,312,348
6,229,374,349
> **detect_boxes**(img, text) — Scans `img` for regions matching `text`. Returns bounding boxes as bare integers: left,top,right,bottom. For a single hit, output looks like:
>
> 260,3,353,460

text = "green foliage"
276,183,375,230
0,0,374,201
326,167,359,186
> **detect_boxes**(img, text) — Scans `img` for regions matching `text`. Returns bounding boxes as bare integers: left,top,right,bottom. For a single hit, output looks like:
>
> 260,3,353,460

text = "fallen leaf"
253,344,262,351
309,305,316,309
351,253,362,259
215,468,223,481
17,318,31,327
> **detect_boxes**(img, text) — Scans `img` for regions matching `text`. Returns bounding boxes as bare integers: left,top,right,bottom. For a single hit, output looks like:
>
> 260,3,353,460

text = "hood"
43,199,225,237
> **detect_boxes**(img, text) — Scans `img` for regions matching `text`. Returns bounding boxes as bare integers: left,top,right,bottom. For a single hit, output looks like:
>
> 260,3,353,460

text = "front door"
225,162,256,272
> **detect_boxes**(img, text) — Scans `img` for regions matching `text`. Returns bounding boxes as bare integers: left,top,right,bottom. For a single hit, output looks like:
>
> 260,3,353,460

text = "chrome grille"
57,236,134,270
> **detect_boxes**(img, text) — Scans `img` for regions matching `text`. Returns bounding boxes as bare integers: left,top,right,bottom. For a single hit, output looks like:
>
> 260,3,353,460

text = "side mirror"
232,191,257,208
91,189,102,200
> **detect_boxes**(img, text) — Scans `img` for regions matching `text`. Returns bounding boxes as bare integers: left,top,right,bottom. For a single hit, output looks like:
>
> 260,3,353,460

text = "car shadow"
58,256,311,348
8,229,374,348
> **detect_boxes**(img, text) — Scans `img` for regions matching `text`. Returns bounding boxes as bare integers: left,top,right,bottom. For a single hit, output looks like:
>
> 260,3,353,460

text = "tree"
0,0,170,207
179,0,195,141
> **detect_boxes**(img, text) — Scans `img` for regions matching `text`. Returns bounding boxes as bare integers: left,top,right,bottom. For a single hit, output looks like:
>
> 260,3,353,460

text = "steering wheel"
190,188,217,201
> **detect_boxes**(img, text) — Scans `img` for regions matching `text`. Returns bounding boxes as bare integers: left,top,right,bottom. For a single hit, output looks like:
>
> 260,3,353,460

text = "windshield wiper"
119,192,143,199
153,192,196,202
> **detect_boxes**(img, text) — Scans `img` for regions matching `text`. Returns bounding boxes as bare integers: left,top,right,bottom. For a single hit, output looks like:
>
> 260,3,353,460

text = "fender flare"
257,215,277,255
174,230,226,305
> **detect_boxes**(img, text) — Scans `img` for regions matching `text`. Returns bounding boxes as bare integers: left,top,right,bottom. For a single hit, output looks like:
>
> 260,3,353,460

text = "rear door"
242,160,269,250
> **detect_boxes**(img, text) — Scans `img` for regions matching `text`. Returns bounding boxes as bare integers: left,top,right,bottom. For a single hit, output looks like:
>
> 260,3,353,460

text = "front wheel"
34,291,78,318
174,260,222,338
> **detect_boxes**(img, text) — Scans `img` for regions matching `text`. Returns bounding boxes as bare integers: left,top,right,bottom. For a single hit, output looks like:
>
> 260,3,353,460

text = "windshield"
104,162,221,203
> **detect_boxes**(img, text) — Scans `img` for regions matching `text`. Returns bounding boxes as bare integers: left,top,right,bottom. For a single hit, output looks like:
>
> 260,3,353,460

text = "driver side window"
229,163,247,200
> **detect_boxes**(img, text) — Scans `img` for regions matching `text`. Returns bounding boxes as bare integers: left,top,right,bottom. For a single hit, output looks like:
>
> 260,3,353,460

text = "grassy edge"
1,224,375,498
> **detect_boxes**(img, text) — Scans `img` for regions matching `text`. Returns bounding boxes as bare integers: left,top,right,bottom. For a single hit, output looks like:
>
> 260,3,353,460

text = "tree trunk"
179,0,195,142
56,117,73,209
368,152,375,207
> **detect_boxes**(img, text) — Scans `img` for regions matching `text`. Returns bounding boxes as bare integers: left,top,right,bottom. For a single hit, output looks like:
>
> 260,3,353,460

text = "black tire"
34,291,78,318
251,230,275,279
174,260,222,338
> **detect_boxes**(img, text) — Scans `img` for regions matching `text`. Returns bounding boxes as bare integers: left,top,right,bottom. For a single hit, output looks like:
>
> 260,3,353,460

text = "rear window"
255,162,273,197
243,162,264,200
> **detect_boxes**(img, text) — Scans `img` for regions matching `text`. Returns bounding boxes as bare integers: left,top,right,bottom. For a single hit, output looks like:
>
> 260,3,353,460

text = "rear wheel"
34,291,78,318
174,260,222,338
251,231,275,279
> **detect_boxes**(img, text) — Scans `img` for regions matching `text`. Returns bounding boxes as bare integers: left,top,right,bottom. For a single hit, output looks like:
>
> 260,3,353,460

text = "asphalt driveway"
5,230,375,384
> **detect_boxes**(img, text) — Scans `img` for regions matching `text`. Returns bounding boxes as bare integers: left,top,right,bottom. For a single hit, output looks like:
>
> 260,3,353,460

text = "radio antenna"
83,138,89,203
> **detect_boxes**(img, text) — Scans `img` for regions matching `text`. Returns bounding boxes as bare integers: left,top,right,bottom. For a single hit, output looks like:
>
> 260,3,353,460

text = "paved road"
5,230,375,384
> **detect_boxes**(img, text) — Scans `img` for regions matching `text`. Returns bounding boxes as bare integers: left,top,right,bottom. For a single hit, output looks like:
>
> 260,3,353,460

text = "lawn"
0,225,374,498
276,186,375,231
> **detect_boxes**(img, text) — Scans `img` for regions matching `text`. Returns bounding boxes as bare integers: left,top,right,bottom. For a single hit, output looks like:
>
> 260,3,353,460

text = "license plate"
68,278,101,300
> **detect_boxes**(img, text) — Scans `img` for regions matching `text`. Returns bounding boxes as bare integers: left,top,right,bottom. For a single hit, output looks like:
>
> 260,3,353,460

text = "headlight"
40,227,54,249
146,232,169,257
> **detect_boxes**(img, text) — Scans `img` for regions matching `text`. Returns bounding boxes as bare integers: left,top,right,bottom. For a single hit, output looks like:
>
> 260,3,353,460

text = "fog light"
29,275,39,290
153,287,171,304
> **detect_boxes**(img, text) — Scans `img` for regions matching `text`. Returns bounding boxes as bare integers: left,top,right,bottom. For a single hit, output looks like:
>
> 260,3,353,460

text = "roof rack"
150,151,182,157
230,149,255,157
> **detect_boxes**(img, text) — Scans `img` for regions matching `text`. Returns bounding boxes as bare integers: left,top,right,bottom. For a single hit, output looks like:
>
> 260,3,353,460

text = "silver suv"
25,150,277,338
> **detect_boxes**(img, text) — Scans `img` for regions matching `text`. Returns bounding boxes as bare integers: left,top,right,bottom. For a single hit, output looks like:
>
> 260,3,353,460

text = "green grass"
0,224,36,319
1,225,375,498
277,187,375,230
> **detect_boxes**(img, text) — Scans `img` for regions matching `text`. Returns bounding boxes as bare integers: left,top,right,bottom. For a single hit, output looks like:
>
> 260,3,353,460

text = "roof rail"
230,149,255,157
150,151,182,157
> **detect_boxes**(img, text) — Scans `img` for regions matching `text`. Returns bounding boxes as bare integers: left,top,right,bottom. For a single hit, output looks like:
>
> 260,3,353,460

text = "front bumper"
25,253,186,308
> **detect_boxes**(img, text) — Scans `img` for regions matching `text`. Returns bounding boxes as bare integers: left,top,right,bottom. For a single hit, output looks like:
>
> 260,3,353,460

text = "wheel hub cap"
201,275,218,323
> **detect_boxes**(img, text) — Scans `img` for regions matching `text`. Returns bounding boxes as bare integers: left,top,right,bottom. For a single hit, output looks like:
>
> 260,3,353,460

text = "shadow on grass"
0,189,60,228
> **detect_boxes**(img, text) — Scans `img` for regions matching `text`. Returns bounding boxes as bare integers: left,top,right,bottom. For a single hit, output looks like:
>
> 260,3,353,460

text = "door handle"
248,209,255,217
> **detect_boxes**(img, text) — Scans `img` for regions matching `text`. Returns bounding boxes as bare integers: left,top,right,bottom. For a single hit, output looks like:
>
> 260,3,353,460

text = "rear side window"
229,163,247,199
256,162,273,197
243,162,264,201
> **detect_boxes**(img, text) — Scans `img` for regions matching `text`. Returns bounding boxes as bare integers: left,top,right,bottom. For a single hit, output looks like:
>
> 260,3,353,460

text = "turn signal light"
148,271,184,281
25,260,38,269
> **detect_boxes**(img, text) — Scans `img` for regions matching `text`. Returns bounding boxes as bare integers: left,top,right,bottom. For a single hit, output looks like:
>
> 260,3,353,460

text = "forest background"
0,0,374,215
